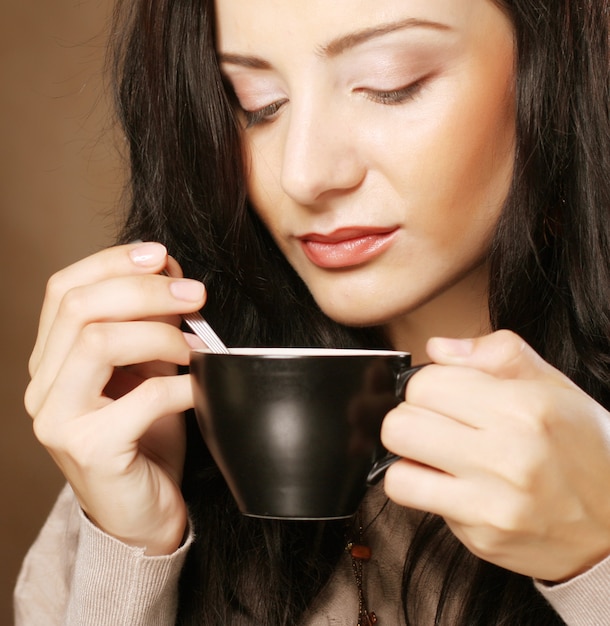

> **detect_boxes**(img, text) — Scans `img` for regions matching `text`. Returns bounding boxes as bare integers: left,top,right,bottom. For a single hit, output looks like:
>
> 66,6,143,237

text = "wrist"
84,505,188,556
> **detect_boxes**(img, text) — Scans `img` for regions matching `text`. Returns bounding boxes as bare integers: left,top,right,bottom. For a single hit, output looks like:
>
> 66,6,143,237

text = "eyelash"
358,79,426,105
237,79,426,129
242,99,288,128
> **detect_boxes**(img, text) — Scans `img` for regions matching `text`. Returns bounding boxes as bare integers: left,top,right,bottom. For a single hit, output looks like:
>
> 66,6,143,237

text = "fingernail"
129,242,167,266
430,337,474,357
169,279,205,301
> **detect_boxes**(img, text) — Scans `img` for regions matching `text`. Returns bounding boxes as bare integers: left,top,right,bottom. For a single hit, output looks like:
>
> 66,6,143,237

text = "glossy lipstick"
299,227,398,269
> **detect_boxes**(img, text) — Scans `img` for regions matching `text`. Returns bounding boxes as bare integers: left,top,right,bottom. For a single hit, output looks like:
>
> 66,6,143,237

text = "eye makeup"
219,18,457,129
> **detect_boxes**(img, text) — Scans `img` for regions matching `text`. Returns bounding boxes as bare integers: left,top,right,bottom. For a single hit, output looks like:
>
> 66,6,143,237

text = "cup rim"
191,347,410,357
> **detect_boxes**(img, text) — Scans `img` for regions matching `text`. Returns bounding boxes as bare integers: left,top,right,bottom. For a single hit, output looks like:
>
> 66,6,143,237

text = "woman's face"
216,0,515,343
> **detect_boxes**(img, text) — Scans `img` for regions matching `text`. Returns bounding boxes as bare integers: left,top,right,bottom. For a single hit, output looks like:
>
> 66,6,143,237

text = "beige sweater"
14,484,610,625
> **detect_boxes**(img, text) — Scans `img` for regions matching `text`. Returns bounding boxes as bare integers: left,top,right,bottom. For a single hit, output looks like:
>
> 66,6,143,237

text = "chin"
318,301,397,329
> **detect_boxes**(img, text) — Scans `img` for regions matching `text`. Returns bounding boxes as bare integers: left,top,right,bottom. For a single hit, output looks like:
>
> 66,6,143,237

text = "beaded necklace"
345,498,391,625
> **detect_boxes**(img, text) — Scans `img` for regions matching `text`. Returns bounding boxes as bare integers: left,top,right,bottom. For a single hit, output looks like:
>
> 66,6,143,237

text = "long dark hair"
111,0,609,623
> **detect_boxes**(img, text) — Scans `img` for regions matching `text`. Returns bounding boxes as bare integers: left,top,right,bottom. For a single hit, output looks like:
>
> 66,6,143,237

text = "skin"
25,243,206,555
218,0,514,360
217,0,610,581
25,0,610,586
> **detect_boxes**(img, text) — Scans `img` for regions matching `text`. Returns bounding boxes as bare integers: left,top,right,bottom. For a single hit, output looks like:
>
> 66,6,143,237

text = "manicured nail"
169,279,205,301
129,242,167,266
430,337,474,357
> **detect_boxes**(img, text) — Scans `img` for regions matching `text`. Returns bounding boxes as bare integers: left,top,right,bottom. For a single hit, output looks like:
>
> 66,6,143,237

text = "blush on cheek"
439,68,515,234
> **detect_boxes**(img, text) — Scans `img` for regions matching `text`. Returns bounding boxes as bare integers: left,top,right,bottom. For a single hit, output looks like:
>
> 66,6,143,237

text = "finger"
31,274,205,407
426,330,569,384
164,255,185,278
34,372,193,459
102,373,194,447
30,242,169,375
36,374,193,484
403,363,503,429
28,321,193,419
381,401,481,475
383,457,475,521
383,383,557,491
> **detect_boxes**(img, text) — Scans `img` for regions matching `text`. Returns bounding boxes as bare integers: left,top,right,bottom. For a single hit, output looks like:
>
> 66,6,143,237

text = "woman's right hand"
24,242,207,555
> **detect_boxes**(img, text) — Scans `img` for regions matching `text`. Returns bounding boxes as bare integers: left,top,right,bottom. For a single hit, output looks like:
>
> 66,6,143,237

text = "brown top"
14,484,610,625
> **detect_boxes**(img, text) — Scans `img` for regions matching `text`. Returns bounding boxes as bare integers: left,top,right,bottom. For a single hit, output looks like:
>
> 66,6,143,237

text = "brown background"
0,0,123,621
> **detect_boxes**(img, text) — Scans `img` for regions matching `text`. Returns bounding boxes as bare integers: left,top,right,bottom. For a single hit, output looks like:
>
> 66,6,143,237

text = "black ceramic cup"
190,348,422,520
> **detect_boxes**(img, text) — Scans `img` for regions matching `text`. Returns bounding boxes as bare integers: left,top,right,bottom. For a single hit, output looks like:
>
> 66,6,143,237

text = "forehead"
214,0,491,53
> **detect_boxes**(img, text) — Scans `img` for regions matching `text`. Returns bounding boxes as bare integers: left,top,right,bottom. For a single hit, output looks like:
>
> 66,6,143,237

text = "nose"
280,101,365,206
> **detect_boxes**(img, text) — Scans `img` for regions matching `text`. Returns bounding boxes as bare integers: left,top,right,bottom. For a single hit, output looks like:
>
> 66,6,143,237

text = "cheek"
449,50,516,201
451,81,515,209
399,70,515,248
244,139,285,231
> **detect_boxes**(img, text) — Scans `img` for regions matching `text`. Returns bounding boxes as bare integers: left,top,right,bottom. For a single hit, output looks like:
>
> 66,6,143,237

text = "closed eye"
242,99,289,128
220,76,288,129
356,79,426,105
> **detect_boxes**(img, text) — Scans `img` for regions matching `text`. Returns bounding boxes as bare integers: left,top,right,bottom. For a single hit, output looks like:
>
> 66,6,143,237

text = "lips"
299,227,398,269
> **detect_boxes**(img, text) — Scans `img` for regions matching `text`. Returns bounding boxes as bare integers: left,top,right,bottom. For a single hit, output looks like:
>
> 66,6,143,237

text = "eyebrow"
218,17,450,69
321,17,451,57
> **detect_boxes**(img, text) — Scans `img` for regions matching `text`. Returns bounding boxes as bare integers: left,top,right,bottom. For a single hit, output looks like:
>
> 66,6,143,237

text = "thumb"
426,330,566,383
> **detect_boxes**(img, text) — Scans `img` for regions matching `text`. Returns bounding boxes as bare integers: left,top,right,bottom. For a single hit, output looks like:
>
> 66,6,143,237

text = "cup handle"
366,364,428,486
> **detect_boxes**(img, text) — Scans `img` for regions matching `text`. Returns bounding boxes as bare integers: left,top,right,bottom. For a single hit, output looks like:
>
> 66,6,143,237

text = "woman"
15,0,610,624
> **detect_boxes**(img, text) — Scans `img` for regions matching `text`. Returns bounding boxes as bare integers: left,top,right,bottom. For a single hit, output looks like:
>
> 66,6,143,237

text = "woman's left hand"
381,329,610,582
